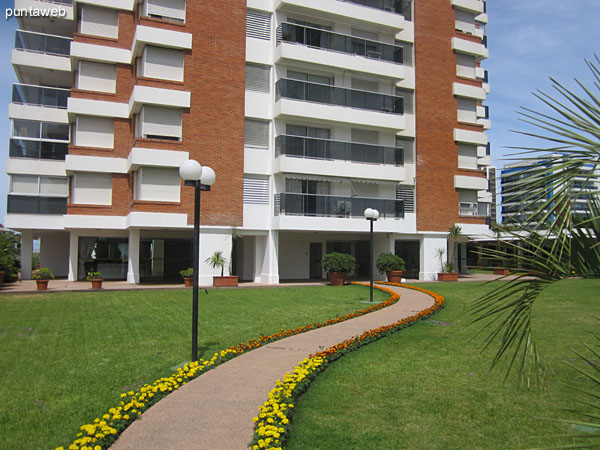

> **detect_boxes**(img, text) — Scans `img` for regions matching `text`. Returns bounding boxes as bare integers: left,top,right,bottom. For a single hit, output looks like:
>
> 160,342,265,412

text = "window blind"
244,119,269,148
247,9,271,40
246,63,270,93
244,176,269,205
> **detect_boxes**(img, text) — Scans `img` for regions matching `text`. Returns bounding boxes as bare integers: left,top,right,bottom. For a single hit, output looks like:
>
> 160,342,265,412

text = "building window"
13,119,69,141
72,172,113,205
134,167,181,202
77,61,117,93
243,176,269,205
458,144,478,170
79,4,119,39
457,98,477,124
246,63,270,93
78,237,128,281
143,0,186,23
244,119,269,149
247,9,271,40
137,106,183,141
10,175,69,197
74,116,115,149
396,185,415,213
140,46,184,82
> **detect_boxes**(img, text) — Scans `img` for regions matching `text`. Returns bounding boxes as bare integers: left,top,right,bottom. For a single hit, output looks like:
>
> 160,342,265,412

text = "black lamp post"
180,160,216,362
364,208,380,302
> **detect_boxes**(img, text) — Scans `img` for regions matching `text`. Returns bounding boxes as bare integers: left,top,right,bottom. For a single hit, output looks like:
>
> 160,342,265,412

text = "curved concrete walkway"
111,284,436,450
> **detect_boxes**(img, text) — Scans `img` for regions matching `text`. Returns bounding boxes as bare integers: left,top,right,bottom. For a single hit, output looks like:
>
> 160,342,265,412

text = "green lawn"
0,285,387,450
286,279,600,449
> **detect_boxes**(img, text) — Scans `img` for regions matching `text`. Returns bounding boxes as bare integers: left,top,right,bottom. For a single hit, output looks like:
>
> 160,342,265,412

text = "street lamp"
364,208,379,302
180,160,216,362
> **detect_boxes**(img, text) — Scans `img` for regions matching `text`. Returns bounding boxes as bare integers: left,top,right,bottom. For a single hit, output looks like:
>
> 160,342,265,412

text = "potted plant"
86,271,103,289
206,250,238,287
376,253,406,283
32,267,54,291
436,248,458,282
179,267,194,287
321,252,355,286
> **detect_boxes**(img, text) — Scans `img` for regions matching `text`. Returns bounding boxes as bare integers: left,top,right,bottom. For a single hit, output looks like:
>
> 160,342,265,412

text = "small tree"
447,225,463,270
205,251,228,277
0,230,21,282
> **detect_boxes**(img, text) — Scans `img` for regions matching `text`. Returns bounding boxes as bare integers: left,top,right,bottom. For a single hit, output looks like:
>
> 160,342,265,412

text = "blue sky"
0,2,599,225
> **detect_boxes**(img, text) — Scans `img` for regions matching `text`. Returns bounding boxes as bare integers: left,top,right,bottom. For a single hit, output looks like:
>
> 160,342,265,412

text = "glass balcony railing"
459,202,490,217
337,0,409,17
15,29,71,56
7,195,67,215
9,139,68,160
276,193,404,218
12,84,70,109
275,135,403,166
276,78,404,115
278,22,403,64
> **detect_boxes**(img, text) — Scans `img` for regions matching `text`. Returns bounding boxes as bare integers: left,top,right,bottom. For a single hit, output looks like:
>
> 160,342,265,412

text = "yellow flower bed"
251,282,445,449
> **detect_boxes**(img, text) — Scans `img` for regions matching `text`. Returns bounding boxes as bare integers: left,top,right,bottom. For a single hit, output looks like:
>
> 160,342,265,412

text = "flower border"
57,283,403,450
251,282,445,450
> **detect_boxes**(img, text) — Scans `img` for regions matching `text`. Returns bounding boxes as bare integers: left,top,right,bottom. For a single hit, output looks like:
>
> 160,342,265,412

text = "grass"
0,285,387,450
285,279,600,449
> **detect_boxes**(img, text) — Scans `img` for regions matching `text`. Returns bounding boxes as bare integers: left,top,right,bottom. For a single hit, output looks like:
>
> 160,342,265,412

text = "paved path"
110,284,435,450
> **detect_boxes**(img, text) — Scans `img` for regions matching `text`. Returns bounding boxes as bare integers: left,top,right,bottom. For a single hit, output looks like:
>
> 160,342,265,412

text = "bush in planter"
375,253,406,274
32,267,54,280
179,268,194,278
86,271,103,280
205,251,228,277
321,252,355,274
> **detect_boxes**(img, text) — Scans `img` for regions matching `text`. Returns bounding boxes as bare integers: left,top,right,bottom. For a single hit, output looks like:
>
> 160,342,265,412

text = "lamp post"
180,160,216,363
364,208,379,302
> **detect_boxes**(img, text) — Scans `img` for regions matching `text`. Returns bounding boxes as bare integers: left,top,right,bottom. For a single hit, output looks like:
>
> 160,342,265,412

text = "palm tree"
471,56,600,384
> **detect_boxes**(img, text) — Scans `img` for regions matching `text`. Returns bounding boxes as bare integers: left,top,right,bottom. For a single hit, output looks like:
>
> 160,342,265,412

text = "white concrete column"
260,230,279,284
420,234,448,281
127,229,140,284
68,232,79,281
20,231,33,280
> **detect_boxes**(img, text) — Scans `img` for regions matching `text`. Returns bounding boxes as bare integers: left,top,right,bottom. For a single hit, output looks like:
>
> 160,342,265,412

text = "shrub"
375,253,406,274
179,267,194,278
321,252,355,274
86,271,103,281
0,231,20,282
32,267,54,280
205,251,228,277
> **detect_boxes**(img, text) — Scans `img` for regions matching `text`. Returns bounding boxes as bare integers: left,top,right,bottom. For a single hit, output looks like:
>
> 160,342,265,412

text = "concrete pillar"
260,230,279,284
20,231,34,280
68,232,78,281
420,234,448,281
127,229,140,284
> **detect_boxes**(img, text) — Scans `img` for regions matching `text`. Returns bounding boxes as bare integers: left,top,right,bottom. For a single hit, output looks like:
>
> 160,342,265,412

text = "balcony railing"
275,135,403,166
278,22,403,64
7,195,67,215
276,193,404,218
13,84,70,109
9,139,68,160
337,0,404,14
459,202,489,217
276,78,404,115
15,29,71,56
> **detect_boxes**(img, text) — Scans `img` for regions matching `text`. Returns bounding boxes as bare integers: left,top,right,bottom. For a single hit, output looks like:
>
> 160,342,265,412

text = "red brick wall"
67,3,247,227
414,0,486,231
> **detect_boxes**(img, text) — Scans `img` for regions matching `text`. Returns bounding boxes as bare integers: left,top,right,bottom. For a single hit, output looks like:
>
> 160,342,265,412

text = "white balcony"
451,0,484,14
127,148,189,171
455,175,488,190
454,128,487,146
275,0,406,33
5,158,66,177
131,25,193,58
71,42,131,65
453,82,486,100
477,118,491,129
452,37,488,60
275,42,405,80
65,155,127,175
128,85,191,113
68,97,129,119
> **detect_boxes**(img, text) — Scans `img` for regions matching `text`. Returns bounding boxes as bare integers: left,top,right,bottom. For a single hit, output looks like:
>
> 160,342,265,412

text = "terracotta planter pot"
493,269,511,276
328,272,347,286
213,276,238,287
90,279,103,289
36,280,49,291
183,277,194,287
386,270,403,283
438,272,458,282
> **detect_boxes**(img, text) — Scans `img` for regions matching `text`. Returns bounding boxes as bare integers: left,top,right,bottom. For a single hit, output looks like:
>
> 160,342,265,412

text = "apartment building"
501,158,597,225
4,0,492,283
